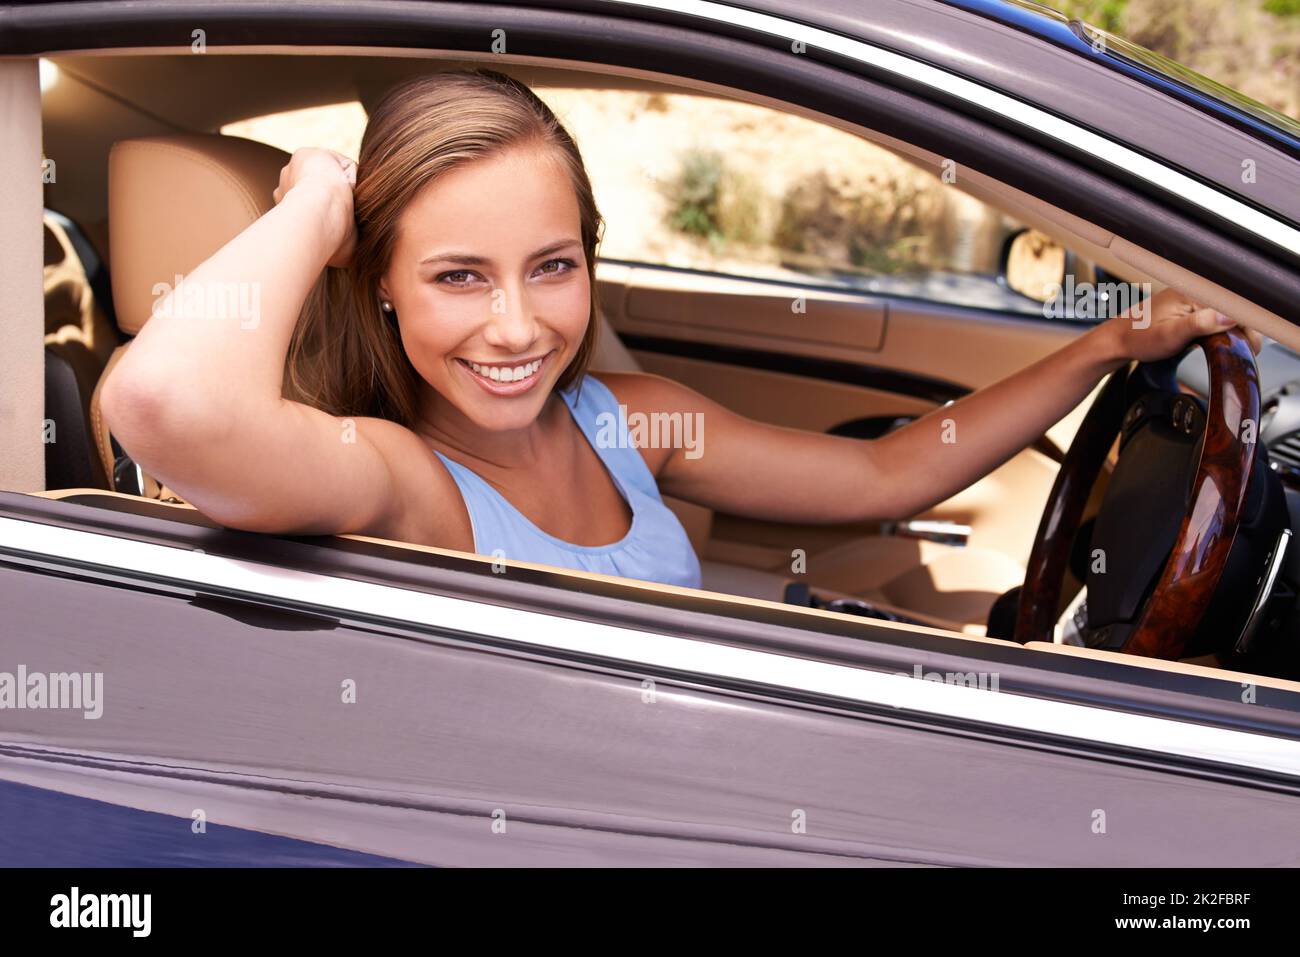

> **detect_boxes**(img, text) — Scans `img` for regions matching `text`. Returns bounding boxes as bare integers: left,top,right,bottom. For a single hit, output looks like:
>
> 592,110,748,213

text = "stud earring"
380,300,394,313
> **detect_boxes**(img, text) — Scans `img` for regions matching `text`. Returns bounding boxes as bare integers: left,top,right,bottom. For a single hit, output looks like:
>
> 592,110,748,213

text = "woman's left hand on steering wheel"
1097,288,1263,364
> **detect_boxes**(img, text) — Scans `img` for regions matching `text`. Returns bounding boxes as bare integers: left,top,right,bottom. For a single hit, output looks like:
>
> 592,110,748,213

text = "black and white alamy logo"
50,887,151,937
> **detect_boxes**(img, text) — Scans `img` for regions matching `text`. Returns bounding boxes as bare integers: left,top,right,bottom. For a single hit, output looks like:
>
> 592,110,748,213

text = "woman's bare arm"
603,292,1261,525
99,151,460,542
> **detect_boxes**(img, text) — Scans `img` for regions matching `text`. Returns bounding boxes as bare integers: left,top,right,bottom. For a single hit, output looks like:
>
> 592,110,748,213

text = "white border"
607,0,1300,256
3,516,1300,779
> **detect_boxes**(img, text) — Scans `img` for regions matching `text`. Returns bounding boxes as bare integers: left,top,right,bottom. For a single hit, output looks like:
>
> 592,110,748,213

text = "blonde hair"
283,70,604,427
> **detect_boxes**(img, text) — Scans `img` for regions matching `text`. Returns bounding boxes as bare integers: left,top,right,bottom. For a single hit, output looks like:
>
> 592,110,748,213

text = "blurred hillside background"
1055,0,1300,120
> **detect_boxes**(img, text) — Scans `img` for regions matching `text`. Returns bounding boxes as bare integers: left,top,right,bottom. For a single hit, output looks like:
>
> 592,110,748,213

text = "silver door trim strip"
2,515,1299,777
606,0,1300,256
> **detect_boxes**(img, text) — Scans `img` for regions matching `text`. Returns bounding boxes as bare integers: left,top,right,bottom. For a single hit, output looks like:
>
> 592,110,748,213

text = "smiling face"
379,143,592,434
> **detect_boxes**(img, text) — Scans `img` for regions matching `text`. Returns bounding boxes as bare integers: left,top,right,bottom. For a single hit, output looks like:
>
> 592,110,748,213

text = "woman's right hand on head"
273,148,358,268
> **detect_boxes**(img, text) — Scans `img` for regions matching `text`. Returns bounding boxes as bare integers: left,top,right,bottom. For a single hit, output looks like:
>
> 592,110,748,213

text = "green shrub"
1049,0,1130,33
661,149,763,246
1264,0,1300,17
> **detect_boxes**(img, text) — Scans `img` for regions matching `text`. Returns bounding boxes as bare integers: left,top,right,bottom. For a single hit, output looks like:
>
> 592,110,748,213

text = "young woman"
101,70,1260,592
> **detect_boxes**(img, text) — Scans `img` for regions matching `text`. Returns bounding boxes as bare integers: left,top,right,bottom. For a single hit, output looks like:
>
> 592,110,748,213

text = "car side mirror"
1001,228,1068,303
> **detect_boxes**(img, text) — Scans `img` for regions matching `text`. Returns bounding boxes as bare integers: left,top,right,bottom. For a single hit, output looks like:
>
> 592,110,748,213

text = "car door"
4,489,1300,866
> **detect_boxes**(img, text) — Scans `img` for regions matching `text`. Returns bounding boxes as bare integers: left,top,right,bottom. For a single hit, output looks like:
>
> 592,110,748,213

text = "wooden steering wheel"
1014,328,1260,656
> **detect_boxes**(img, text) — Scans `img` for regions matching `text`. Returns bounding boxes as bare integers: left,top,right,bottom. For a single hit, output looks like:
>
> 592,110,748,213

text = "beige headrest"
108,134,289,335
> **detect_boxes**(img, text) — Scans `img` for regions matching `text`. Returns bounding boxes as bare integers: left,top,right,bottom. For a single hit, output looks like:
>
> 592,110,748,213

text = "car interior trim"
0,58,43,494
619,333,967,405
619,333,1066,461
4,514,1300,781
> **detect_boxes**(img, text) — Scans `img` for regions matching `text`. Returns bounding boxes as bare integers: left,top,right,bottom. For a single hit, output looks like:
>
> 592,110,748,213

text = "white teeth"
467,357,543,384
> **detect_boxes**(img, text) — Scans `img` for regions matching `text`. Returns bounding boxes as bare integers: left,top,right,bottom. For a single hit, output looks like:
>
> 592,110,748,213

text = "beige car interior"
11,50,1300,693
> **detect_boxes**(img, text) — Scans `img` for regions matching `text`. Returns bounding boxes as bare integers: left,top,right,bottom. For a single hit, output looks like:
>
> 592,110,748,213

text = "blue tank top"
431,374,703,589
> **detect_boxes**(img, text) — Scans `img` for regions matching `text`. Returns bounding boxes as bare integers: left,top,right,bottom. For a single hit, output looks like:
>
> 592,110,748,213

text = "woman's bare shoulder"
350,415,473,550
586,369,702,414
584,371,710,477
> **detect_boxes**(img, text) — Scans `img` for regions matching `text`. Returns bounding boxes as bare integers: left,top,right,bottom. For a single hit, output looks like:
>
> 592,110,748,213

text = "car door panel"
600,264,1082,391
597,265,1080,621
4,510,1300,867
621,266,888,354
